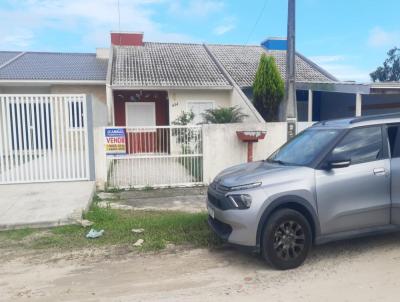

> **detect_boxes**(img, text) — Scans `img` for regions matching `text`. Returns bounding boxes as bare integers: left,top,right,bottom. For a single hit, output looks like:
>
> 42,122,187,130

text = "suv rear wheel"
261,209,312,270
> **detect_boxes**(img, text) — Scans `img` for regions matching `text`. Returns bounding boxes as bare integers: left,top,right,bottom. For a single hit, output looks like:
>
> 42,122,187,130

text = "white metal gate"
107,125,203,188
0,94,91,184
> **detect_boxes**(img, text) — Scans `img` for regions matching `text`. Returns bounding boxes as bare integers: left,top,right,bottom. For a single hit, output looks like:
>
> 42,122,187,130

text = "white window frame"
186,100,215,124
125,102,156,132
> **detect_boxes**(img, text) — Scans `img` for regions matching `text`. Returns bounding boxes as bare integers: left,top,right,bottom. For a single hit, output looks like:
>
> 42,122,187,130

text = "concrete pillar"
308,90,313,122
93,127,108,190
356,93,362,117
106,85,114,126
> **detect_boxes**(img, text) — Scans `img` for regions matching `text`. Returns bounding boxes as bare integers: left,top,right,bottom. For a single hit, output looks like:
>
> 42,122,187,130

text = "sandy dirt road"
2,233,400,302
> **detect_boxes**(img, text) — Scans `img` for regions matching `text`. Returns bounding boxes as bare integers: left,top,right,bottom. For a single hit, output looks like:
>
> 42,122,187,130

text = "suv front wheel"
261,209,312,270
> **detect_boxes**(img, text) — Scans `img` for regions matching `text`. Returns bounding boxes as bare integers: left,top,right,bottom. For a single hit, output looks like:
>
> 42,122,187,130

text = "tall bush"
253,54,285,122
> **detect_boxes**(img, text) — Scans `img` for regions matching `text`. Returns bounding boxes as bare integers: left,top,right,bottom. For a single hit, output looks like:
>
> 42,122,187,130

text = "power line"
245,0,269,45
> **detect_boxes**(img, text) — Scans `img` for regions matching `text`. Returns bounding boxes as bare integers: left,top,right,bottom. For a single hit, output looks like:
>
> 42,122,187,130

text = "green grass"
0,205,221,252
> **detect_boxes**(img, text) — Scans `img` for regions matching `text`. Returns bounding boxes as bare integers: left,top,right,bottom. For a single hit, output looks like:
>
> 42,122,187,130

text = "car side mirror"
326,159,351,170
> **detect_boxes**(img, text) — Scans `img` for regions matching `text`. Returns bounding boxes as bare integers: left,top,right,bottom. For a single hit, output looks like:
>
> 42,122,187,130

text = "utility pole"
285,0,297,140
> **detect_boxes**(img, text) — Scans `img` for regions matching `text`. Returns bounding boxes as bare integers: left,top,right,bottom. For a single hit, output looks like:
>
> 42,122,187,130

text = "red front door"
113,90,170,154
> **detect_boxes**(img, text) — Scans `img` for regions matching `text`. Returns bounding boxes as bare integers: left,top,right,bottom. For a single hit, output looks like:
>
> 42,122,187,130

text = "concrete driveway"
0,181,95,230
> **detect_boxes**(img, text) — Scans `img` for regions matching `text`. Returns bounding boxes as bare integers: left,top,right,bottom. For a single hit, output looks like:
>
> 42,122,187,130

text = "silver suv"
207,113,400,270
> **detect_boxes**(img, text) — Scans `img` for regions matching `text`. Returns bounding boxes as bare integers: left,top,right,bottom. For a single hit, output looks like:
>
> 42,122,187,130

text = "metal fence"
106,125,203,188
0,94,90,184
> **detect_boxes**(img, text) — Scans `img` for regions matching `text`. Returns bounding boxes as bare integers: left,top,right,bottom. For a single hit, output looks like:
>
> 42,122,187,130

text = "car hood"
214,160,302,188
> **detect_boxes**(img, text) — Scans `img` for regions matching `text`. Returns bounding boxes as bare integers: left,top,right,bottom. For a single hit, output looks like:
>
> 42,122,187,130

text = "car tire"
261,208,312,270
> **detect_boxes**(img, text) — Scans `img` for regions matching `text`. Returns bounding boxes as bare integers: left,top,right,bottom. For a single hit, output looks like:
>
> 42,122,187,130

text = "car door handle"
373,168,387,176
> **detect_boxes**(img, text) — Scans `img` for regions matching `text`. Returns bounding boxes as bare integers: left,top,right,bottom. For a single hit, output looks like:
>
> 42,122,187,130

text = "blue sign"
105,128,127,155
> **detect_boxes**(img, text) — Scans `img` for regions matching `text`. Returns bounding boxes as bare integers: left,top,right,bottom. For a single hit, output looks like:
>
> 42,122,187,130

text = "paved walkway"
0,181,95,230
99,187,207,213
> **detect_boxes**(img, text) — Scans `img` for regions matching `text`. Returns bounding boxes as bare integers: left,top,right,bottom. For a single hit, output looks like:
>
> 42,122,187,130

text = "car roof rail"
350,112,400,124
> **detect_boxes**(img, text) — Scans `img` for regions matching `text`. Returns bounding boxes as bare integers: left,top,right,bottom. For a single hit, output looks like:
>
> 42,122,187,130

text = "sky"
0,0,399,83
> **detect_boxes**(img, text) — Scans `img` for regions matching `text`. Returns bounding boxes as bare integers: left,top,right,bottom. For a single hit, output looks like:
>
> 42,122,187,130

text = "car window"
330,126,383,165
268,129,342,166
388,125,400,158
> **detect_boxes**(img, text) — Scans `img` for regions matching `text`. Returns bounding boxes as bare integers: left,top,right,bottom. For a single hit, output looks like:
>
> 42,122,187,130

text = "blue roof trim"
262,39,288,51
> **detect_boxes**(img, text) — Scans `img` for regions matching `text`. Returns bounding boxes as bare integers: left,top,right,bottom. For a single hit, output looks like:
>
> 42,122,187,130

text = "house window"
125,102,156,127
187,101,215,124
68,101,84,129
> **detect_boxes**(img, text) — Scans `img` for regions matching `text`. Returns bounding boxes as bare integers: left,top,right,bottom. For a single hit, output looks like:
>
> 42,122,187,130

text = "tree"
253,54,285,122
201,106,248,124
370,47,400,82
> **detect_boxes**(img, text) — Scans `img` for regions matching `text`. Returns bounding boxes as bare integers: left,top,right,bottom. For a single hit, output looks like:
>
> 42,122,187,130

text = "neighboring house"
0,50,109,127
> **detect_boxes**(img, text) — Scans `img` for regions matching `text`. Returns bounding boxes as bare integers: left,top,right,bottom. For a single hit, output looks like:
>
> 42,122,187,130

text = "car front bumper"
207,200,259,247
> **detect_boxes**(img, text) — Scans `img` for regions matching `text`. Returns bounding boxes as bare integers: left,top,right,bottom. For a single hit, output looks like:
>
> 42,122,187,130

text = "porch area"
105,125,203,189
105,89,210,188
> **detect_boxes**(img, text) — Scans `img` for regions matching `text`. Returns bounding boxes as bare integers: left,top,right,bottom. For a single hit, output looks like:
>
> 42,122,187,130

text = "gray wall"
319,92,355,120
362,94,400,116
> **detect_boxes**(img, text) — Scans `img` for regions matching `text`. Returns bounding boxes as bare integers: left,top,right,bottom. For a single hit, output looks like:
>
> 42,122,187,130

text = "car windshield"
267,128,342,166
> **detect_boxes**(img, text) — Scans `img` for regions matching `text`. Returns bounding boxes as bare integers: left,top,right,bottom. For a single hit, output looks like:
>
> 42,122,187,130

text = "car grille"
207,183,233,210
207,192,225,209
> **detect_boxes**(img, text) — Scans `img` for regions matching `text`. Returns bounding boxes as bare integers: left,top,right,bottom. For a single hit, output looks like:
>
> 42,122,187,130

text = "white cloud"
368,27,400,48
0,30,34,50
307,55,346,64
0,0,198,50
309,55,371,83
213,17,235,35
213,24,234,35
169,0,224,18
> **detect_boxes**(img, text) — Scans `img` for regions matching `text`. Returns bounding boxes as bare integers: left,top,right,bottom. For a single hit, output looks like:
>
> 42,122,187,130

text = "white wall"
230,87,264,123
0,86,50,94
51,85,107,127
93,127,108,189
93,122,313,189
167,88,263,124
202,122,313,184
0,84,108,127
168,89,231,123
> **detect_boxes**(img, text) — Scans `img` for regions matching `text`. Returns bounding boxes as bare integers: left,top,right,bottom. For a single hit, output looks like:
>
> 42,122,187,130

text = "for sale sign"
105,128,127,155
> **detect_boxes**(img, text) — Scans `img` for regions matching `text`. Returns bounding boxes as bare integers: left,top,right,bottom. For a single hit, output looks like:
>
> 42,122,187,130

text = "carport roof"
0,51,108,82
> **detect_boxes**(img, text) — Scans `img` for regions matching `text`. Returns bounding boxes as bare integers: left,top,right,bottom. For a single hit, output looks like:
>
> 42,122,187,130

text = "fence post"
85,94,96,181
201,124,212,185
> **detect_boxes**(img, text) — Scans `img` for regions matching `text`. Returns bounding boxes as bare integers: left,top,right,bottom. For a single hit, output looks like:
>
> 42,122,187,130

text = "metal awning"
295,82,371,94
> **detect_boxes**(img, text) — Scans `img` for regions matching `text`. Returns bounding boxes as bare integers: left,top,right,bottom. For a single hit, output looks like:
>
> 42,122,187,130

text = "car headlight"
228,194,252,209
229,182,261,191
